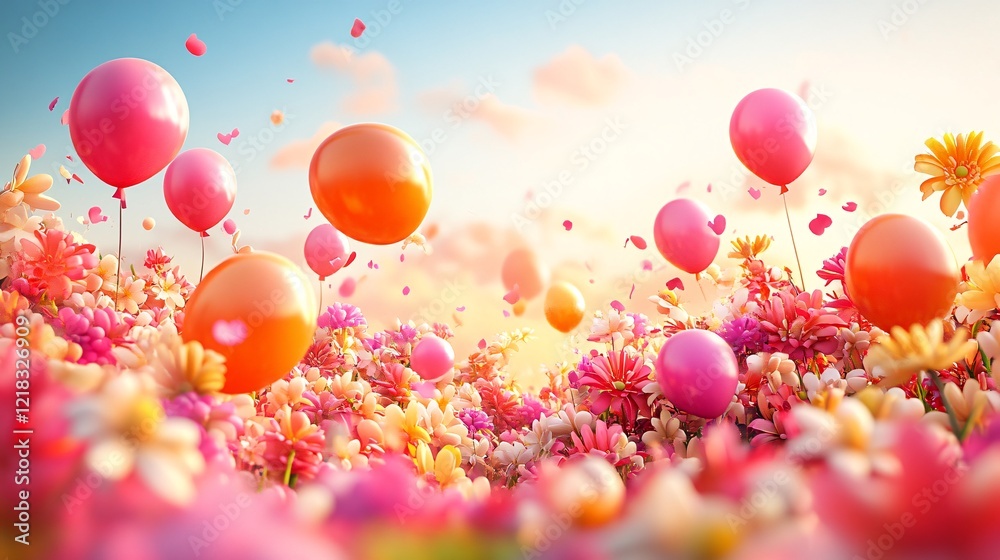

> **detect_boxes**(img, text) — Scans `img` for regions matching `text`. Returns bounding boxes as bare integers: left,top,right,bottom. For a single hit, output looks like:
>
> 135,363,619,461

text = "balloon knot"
200,231,209,238
779,185,789,195
112,187,127,209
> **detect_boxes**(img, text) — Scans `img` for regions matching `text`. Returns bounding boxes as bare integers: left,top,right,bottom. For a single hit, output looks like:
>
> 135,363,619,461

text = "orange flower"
914,131,1000,217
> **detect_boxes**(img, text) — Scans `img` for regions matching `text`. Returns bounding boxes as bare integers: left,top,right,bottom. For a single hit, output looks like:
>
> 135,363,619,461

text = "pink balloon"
69,58,189,190
163,148,237,234
729,88,816,189
656,330,738,419
652,198,720,274
410,335,455,383
304,223,351,280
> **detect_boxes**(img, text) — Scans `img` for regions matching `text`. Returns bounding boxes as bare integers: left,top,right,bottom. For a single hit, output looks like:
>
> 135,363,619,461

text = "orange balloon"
544,281,585,333
309,123,432,245
182,252,317,394
968,175,1000,263
502,247,549,300
845,214,959,331
512,300,527,317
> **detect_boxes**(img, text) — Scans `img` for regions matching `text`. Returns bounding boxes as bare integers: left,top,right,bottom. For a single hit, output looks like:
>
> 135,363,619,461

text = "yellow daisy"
914,131,1000,217
958,255,1000,311
727,234,771,260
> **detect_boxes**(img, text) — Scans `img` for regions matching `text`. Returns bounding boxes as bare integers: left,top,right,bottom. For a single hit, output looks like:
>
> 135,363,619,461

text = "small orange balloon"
544,281,585,333
512,300,527,317
968,175,1000,263
182,252,317,394
541,456,625,527
845,214,959,331
502,247,549,300
309,123,431,245
142,217,155,230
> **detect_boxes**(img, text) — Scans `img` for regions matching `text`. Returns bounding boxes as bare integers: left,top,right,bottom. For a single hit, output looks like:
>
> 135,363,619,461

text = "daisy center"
955,165,969,178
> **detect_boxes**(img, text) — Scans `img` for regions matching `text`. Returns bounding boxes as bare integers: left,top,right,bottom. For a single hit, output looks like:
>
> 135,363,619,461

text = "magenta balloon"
410,335,455,383
304,223,351,280
163,149,236,234
656,330,738,419
729,88,816,188
69,58,189,189
652,198,720,274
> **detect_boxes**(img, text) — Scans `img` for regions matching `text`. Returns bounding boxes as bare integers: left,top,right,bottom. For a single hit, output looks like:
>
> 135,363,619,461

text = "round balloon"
845,214,959,331
968,175,1000,263
182,252,317,394
163,148,236,234
501,247,549,300
729,88,816,188
544,281,585,333
309,123,431,245
653,198,721,275
409,335,455,383
656,329,738,419
304,223,351,280
69,58,189,189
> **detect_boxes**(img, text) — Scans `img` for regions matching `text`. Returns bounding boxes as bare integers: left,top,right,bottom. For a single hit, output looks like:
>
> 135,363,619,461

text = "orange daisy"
914,131,1000,217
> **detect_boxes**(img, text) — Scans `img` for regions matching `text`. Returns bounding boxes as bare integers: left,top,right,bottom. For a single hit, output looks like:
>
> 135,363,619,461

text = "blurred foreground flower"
865,319,976,387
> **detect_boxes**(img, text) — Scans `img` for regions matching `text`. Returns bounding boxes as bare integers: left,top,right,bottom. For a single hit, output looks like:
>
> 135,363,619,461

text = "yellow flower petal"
940,187,962,217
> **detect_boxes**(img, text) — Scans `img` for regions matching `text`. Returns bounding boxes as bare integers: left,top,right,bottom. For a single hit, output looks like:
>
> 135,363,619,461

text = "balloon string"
318,278,323,312
694,272,707,302
115,203,123,310
782,190,806,292
199,234,206,283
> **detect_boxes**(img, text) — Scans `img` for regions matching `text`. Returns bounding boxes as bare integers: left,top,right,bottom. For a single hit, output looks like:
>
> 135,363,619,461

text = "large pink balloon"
163,148,236,235
410,335,455,383
69,58,189,191
304,223,352,280
656,330,738,419
729,88,816,189
652,198,720,274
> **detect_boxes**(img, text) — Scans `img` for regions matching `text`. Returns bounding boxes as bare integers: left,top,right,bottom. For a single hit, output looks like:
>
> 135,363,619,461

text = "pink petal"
708,215,726,235
213,319,248,346
666,277,684,291
563,220,573,231
629,235,647,250
842,201,857,212
402,286,410,296
350,18,366,38
222,219,237,235
748,187,761,200
303,208,312,219
610,300,625,312
504,286,520,305
28,144,45,160
809,214,833,236
48,97,58,111
818,188,827,196
185,33,207,56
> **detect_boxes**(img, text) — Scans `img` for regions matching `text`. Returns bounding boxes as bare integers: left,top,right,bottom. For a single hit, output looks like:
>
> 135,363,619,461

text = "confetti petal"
708,215,726,235
243,209,250,215
809,214,833,235
610,300,625,312
286,78,295,83
402,286,410,296
87,206,108,224
303,207,312,219
629,283,635,299
185,33,207,56
217,132,233,145
957,210,966,220
456,306,466,312
399,254,405,262
71,173,83,184
842,201,857,212
666,277,684,291
58,165,72,181
350,18,366,38
706,184,712,193
213,319,248,346
231,128,239,138
748,187,761,200
48,96,59,111
28,144,45,160
818,188,827,196
503,286,521,305
344,252,357,268
641,260,653,271
563,220,573,231
478,339,487,350
60,109,69,125
222,219,237,235
65,155,74,161
676,181,690,194
629,235,647,250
